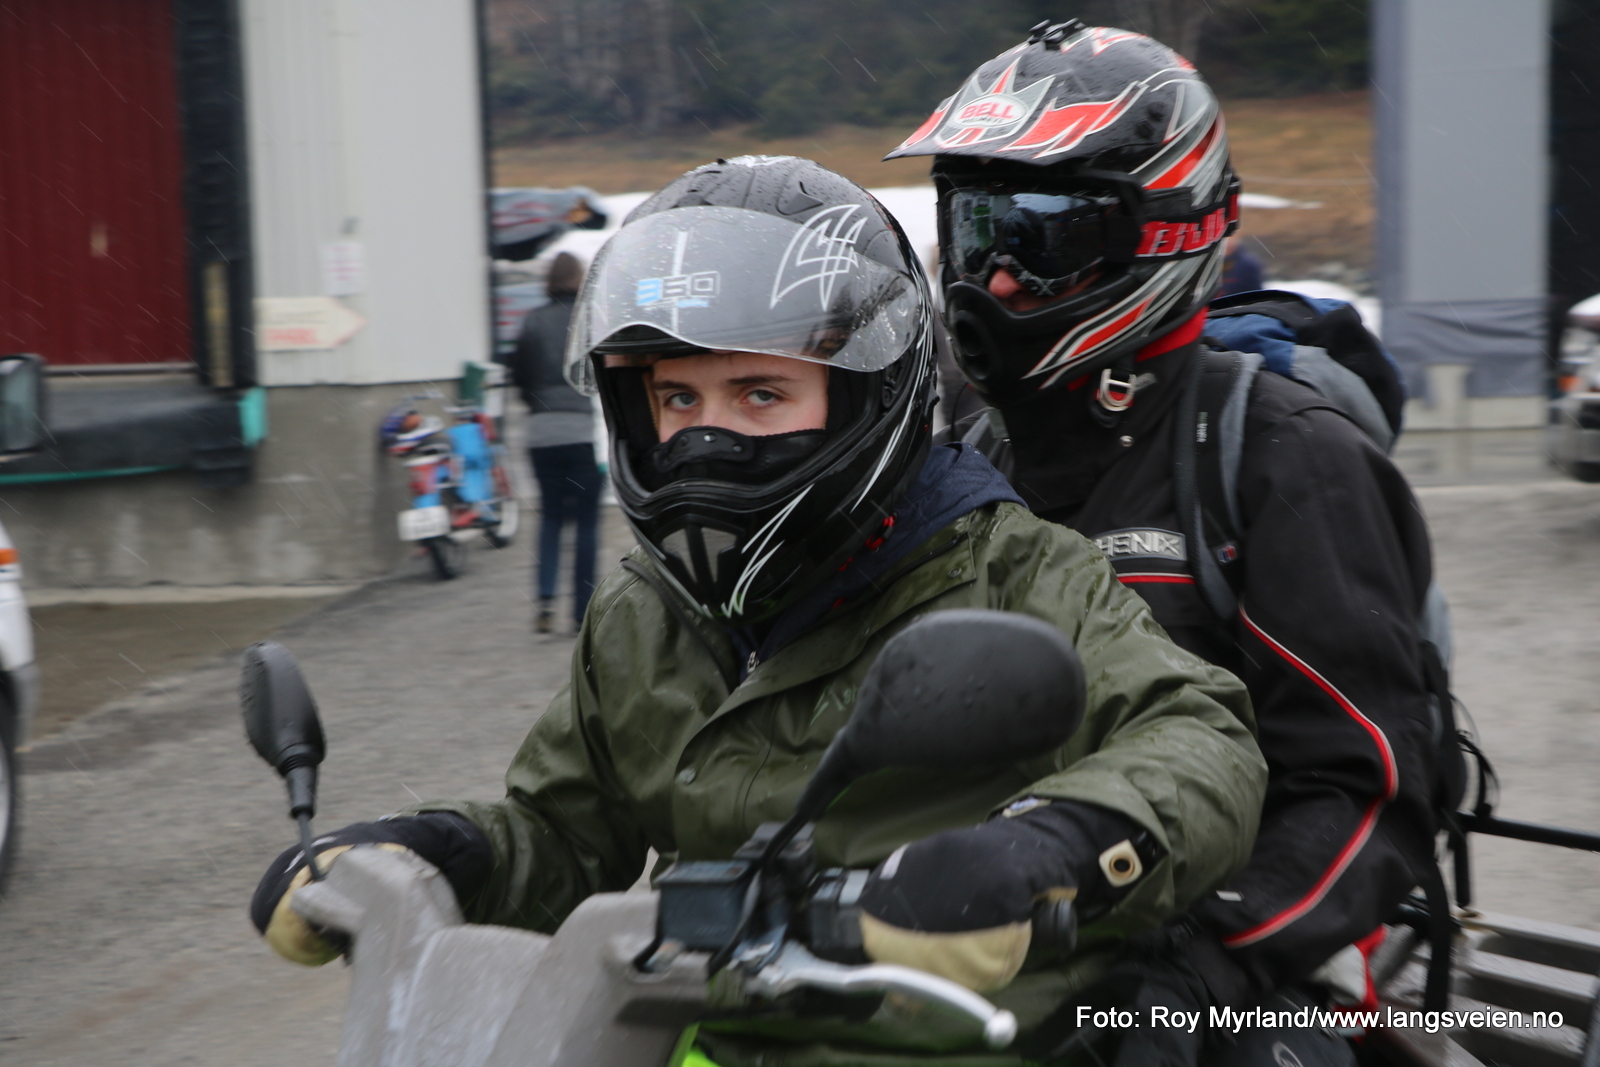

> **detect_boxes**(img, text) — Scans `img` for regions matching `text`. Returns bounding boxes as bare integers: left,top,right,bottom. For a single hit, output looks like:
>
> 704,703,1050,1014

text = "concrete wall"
1,384,416,589
243,0,491,386
1374,0,1550,415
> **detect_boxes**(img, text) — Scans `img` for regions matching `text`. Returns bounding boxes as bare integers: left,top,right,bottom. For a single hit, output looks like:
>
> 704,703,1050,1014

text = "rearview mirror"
843,609,1086,772
0,353,44,455
241,641,325,819
782,610,1086,847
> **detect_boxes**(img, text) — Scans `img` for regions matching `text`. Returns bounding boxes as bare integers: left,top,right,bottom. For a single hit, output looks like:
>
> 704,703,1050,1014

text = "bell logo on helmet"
770,204,865,312
895,59,1054,153
956,94,1027,128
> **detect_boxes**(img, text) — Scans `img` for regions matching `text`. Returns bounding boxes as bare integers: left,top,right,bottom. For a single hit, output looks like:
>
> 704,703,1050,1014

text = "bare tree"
1114,0,1213,61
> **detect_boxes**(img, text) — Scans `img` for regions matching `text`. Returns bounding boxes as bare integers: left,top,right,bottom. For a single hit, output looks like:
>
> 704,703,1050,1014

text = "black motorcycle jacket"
957,337,1439,997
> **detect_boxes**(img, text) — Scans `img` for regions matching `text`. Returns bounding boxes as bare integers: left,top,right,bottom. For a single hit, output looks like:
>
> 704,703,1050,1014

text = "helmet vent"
664,524,740,587
701,527,737,580
779,183,824,217
662,528,692,566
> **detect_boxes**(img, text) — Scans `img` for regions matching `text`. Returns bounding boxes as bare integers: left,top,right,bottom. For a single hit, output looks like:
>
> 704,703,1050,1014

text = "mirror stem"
760,750,857,867
298,812,324,881
284,763,323,881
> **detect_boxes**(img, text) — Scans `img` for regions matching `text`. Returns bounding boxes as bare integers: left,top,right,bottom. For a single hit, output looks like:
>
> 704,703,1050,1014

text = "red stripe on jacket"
1222,607,1400,948
1117,573,1196,585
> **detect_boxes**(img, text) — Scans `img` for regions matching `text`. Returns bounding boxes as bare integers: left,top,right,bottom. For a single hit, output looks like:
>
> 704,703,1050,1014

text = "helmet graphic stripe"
895,98,952,152
1144,119,1221,190
1002,83,1144,156
1031,296,1154,381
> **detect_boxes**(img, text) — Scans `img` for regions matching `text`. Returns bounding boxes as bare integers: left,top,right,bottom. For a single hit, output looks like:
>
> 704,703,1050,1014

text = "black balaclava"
1003,342,1196,524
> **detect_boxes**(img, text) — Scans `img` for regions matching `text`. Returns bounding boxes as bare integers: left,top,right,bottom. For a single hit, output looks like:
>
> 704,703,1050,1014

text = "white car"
1548,294,1600,482
0,354,43,891
0,516,37,890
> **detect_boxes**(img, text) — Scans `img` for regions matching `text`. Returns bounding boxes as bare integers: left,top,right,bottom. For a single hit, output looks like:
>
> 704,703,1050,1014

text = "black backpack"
1183,290,1487,1009
1175,289,1408,622
1180,289,1467,794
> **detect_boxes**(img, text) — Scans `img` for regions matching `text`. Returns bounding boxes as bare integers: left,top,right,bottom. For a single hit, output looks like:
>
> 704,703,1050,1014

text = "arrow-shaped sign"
256,297,368,351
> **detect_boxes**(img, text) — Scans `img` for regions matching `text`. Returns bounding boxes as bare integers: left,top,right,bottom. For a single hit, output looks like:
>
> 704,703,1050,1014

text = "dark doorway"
0,0,193,367
1549,0,1600,324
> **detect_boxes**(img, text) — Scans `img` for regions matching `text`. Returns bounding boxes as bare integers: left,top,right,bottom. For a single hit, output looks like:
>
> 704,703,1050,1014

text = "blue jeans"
529,443,602,623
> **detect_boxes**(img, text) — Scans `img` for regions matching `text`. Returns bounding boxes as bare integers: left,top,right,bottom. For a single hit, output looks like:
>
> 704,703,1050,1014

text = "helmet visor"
945,188,1121,298
567,205,918,393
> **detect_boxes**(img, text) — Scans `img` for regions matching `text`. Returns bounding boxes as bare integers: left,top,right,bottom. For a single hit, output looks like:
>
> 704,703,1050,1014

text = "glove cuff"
1000,800,1162,919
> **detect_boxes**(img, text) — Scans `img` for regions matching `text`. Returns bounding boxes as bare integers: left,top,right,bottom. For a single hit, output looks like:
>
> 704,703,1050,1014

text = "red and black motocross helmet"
888,20,1238,408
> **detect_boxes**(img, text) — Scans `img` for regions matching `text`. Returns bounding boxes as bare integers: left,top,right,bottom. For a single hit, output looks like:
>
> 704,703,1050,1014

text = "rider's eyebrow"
651,373,793,391
724,374,793,387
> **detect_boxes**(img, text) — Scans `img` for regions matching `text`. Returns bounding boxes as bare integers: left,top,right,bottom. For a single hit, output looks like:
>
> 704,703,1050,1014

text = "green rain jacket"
419,501,1264,1064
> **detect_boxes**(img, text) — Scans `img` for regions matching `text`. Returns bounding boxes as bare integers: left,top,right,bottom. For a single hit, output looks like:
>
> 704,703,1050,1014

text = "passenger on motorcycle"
251,156,1267,1064
889,21,1442,1066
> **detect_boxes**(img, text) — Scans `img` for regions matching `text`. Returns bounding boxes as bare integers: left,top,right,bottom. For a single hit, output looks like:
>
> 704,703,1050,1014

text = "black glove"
856,800,1154,991
250,812,493,965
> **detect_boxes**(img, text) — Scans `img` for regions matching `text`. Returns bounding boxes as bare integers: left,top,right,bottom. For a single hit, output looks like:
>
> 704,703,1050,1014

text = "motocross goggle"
941,174,1240,299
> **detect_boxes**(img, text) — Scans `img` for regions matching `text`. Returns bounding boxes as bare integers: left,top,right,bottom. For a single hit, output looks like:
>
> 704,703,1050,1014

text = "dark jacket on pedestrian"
510,253,589,417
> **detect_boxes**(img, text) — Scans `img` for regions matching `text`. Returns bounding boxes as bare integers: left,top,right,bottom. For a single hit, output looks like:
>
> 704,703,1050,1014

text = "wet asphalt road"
0,469,1597,1066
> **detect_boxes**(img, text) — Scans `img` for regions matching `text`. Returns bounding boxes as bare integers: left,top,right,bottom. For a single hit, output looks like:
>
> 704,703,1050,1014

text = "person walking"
1220,234,1267,297
510,251,602,634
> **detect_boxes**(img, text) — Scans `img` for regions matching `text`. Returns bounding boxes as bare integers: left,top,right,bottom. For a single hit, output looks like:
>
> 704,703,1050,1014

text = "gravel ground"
0,473,1595,1065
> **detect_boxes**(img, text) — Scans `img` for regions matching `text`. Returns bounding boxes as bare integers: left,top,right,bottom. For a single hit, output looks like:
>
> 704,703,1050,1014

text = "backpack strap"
960,409,997,449
1173,348,1261,622
960,408,1014,478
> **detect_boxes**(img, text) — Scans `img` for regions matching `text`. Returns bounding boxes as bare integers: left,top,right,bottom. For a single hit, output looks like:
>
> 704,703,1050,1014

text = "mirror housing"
0,354,45,455
779,610,1086,854
241,641,325,818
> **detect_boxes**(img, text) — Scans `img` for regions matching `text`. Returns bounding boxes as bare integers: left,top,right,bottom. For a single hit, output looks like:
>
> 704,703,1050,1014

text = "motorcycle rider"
251,156,1268,1063
888,21,1440,1065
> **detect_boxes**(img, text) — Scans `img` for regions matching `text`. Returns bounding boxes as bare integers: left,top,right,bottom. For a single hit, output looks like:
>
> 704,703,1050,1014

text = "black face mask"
644,426,828,490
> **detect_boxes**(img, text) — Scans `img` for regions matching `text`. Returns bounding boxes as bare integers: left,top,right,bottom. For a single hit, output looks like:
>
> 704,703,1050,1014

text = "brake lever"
741,941,1019,1050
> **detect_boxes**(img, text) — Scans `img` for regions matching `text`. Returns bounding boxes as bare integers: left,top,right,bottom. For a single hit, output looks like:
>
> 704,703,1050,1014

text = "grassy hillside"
493,90,1372,285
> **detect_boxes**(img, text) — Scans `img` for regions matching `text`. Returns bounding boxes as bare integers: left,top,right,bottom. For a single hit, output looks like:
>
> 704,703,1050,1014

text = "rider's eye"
747,388,779,405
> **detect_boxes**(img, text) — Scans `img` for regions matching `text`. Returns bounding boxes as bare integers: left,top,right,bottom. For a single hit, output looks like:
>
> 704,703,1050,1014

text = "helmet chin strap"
1095,364,1139,412
1085,306,1209,424
1090,354,1139,426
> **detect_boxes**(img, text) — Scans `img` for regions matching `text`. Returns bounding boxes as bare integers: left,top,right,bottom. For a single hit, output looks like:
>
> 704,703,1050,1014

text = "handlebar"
744,941,1018,1050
